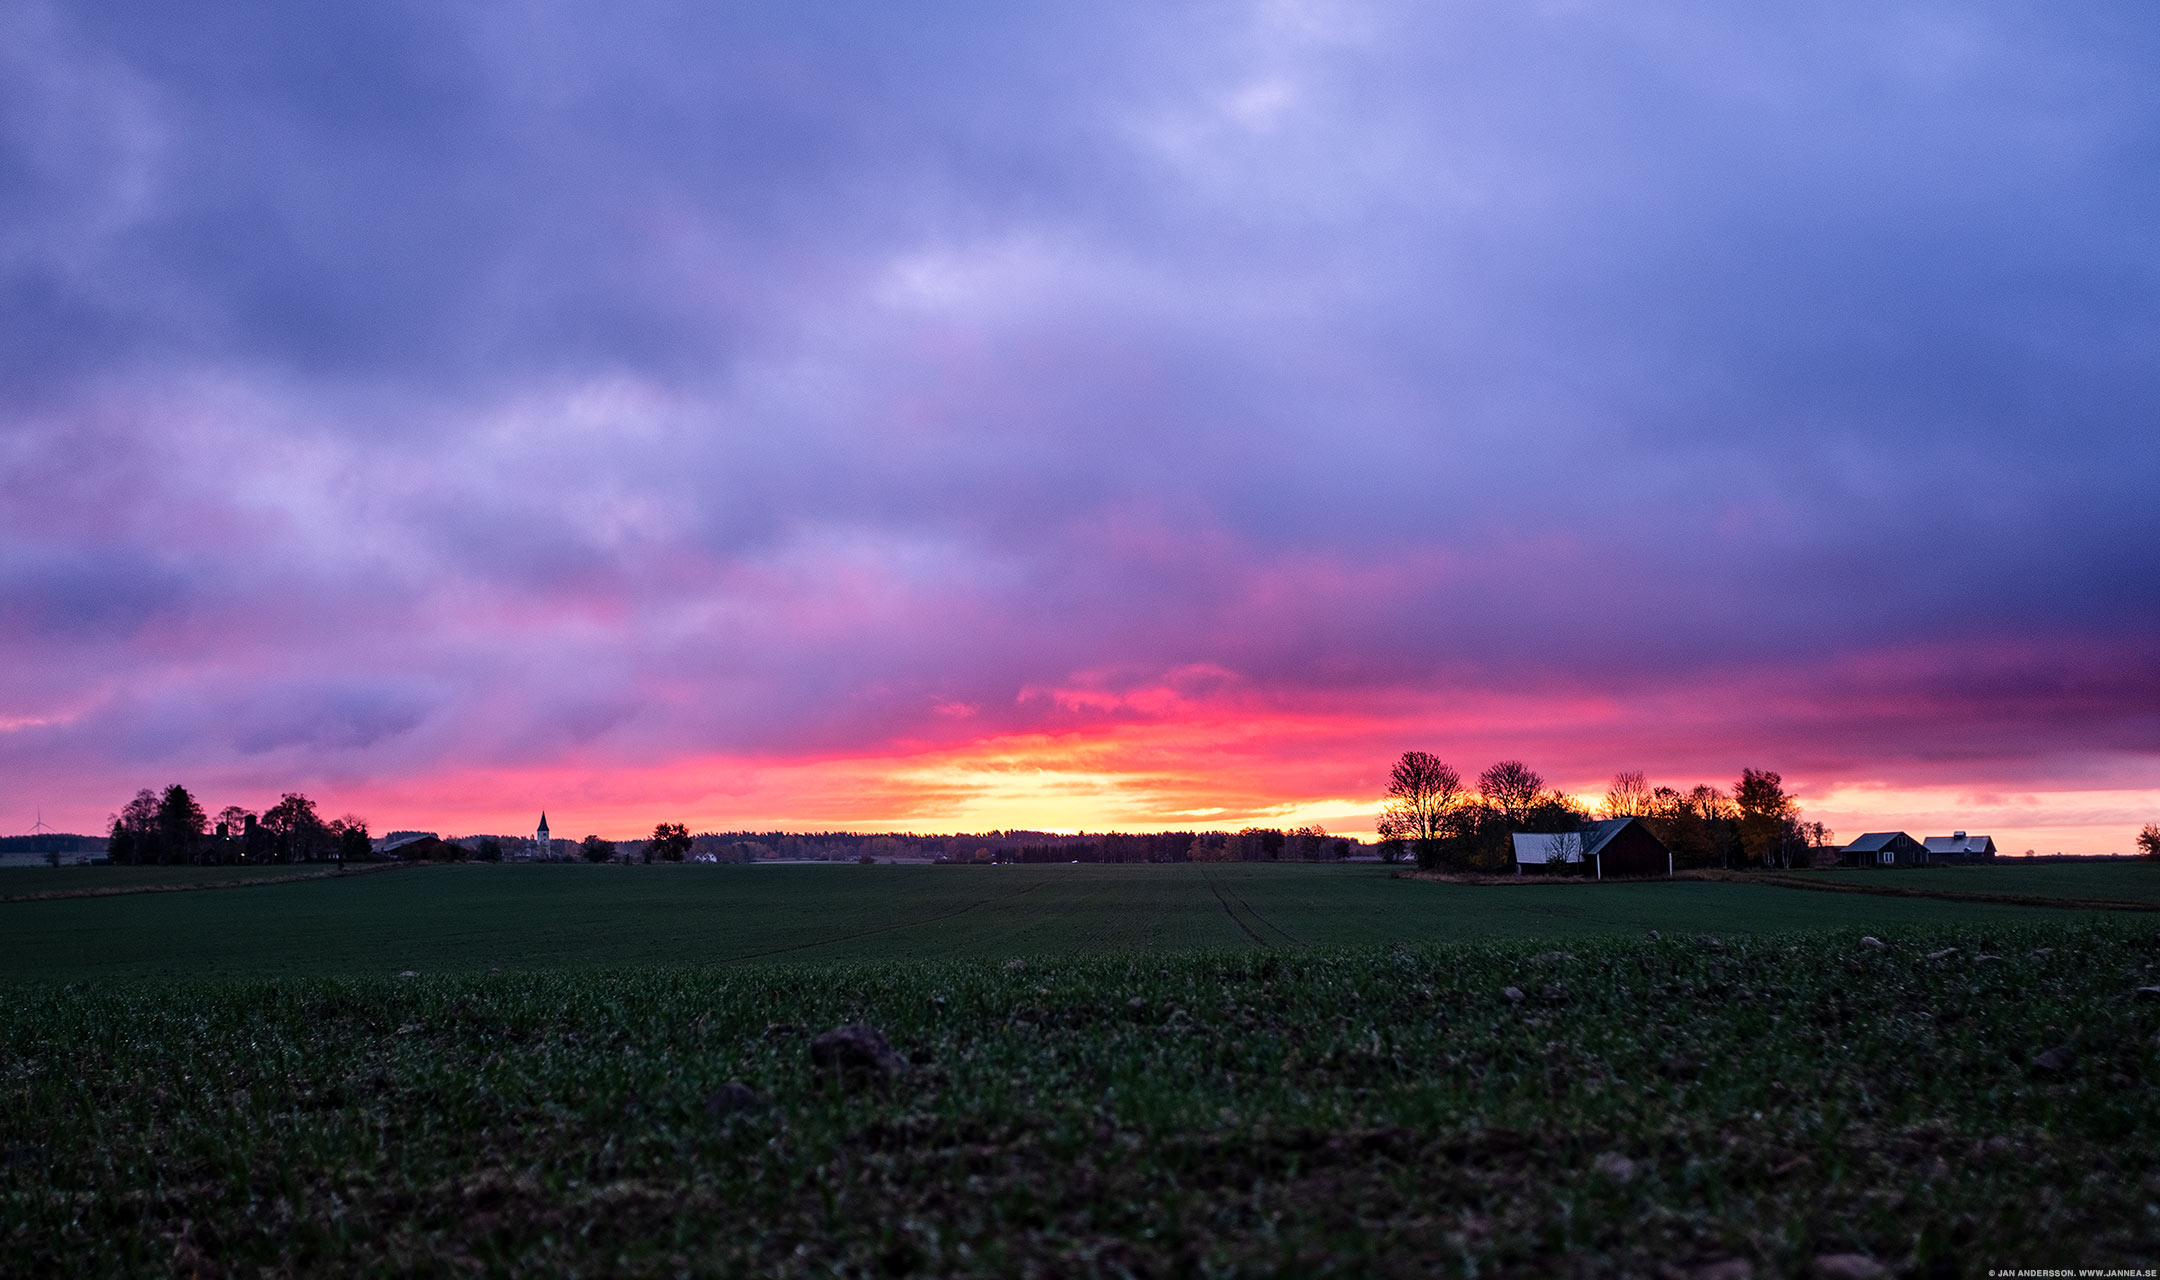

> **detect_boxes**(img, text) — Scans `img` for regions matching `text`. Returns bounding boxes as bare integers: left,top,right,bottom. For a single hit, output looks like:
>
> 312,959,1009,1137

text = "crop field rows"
6,919,2160,1276
2,861,2142,980
5,862,2159,1274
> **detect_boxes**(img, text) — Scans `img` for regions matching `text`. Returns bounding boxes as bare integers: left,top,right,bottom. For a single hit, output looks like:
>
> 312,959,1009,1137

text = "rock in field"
1591,1152,1637,1183
706,1082,762,1118
1500,986,1525,1004
2134,985,2160,1002
811,1023,910,1078
1925,947,1958,961
2030,1044,2076,1075
1857,937,1886,951
1813,1254,1886,1280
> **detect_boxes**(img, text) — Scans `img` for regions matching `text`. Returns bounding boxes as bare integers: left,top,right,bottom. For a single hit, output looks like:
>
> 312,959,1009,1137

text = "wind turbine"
30,808,55,835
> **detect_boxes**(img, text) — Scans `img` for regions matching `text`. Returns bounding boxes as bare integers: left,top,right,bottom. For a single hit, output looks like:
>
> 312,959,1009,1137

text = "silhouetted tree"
1603,771,1652,818
261,793,328,862
328,815,371,867
108,789,161,865
1735,768,1800,869
1478,761,1545,828
648,822,692,863
2139,824,2160,861
1435,802,1515,872
474,836,503,863
1641,783,1741,868
147,784,206,865
580,834,614,863
1379,751,1464,866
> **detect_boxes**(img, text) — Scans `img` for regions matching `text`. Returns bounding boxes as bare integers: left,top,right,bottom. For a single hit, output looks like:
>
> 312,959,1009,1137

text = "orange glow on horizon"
276,704,2160,858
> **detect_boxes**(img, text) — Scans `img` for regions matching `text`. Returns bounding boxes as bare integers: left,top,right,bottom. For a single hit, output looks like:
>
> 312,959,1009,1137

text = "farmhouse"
388,835,457,861
374,830,438,855
1923,831,1996,862
1840,831,1930,868
1512,817,1673,879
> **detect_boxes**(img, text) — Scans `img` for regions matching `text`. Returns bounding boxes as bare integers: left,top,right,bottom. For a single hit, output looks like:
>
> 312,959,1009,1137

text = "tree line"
556,826,1361,864
1377,754,1828,873
107,784,372,866
981,828,1351,864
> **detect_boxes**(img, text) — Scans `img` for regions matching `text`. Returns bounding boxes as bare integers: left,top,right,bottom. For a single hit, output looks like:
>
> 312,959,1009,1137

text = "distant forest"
533,827,1361,864
78,780,1368,866
0,834,107,853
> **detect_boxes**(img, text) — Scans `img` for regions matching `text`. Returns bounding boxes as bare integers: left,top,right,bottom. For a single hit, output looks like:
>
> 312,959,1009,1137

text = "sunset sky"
4,3,2157,851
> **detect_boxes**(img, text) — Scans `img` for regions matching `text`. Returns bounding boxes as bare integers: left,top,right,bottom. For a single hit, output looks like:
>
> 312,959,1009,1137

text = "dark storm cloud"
1,0,2156,826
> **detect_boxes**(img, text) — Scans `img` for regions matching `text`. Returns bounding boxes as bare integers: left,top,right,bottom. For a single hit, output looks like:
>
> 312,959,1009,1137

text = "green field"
0,862,361,898
0,861,2120,980
7,920,2160,1275
1804,860,2160,903
5,864,2157,1275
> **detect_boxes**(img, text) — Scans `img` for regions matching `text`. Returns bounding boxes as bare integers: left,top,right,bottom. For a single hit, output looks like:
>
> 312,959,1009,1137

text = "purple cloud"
1,2,2156,843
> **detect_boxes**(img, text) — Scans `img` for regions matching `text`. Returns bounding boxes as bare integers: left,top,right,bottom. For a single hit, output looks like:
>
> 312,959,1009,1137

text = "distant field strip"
1696,867,2160,913
0,861,411,903
0,863,2120,981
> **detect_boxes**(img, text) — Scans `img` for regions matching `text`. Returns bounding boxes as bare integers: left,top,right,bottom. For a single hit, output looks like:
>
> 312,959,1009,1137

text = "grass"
7,864,2155,1273
1803,861,2160,903
0,862,362,897
5,919,2159,1275
0,862,2121,980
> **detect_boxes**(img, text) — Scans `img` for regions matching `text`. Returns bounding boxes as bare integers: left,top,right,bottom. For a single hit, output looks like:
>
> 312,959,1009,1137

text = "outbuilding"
1513,817,1673,879
1923,831,1996,862
1840,832,1930,868
389,835,458,861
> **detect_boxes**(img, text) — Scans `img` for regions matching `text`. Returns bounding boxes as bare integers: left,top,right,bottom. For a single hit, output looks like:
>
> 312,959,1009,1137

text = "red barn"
1512,818,1673,879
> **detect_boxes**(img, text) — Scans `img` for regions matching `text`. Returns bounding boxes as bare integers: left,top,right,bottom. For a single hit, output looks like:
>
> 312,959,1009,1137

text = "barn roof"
1923,833,1993,854
1580,818,1636,860
1843,832,1914,852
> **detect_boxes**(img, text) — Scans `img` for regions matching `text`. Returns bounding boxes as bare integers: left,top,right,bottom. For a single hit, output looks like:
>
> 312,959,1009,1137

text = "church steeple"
535,811,550,854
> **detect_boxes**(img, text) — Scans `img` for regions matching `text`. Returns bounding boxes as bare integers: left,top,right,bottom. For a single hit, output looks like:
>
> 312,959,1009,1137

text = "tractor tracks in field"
722,874,1057,964
1199,866,1304,948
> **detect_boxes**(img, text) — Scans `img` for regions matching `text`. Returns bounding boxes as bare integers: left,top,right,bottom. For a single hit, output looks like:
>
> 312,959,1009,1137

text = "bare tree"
1525,830,1585,873
1379,751,1463,864
1603,771,1652,818
1478,760,1545,828
2139,823,2160,861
